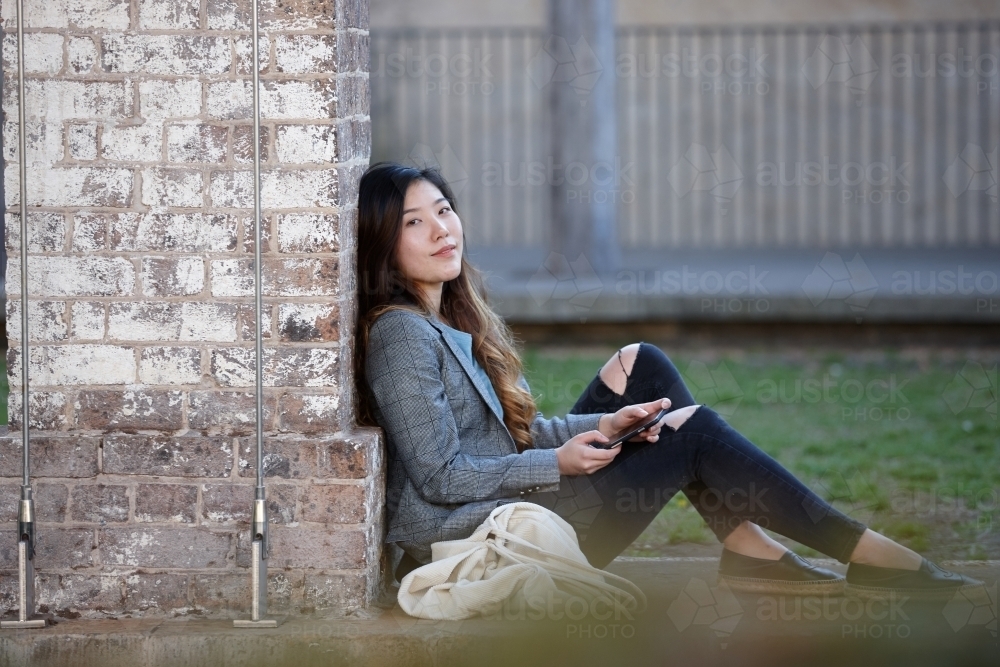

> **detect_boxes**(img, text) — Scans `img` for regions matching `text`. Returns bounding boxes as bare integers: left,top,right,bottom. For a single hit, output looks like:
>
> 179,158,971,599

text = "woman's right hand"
555,430,621,476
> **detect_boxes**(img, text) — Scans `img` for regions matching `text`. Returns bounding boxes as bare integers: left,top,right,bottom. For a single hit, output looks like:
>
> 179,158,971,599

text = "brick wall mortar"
0,425,383,616
1,0,380,619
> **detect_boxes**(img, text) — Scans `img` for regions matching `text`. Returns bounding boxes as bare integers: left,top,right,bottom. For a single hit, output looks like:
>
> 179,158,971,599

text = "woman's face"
394,179,463,291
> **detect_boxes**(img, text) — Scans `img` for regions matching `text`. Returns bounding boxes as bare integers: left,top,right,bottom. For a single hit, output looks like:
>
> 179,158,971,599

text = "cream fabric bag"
397,502,647,620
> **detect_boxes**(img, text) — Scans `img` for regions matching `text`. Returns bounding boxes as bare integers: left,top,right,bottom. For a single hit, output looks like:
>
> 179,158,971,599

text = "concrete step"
1,558,996,667
473,247,1000,324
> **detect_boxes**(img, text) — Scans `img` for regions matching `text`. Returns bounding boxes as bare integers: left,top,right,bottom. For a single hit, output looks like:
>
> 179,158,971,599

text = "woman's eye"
440,206,451,214
405,219,417,226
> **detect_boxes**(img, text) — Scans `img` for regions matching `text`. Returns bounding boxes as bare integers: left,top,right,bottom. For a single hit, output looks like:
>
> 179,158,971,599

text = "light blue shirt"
436,321,504,421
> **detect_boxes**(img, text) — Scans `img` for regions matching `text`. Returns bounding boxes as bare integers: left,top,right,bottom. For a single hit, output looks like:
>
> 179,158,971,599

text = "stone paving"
1,557,995,666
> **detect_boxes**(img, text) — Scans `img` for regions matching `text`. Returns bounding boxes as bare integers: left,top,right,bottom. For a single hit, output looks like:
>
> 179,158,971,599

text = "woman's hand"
555,430,621,476
599,397,671,443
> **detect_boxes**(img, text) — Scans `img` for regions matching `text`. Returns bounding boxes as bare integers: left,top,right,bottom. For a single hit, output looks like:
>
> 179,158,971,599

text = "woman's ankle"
722,521,788,560
848,529,922,570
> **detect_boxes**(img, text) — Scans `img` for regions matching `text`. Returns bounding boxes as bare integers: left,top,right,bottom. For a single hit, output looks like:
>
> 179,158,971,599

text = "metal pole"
234,0,276,628
2,0,46,630
547,0,620,271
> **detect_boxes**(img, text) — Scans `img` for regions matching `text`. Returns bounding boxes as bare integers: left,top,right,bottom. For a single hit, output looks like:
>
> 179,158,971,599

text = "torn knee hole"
599,344,640,396
663,404,701,432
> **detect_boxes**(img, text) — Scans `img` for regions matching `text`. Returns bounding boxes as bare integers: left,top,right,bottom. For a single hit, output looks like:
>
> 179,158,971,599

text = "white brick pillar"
0,0,381,618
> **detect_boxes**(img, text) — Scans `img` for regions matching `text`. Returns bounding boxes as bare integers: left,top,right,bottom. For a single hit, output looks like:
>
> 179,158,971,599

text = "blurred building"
370,0,1000,323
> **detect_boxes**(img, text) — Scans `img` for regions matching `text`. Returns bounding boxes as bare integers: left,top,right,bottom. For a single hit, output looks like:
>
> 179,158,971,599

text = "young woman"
354,161,982,600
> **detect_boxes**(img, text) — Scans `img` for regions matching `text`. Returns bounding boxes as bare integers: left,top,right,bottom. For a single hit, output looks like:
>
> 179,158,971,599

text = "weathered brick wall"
0,0,382,619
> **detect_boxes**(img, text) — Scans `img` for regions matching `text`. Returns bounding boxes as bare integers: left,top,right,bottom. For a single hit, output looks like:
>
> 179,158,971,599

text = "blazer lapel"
426,317,509,433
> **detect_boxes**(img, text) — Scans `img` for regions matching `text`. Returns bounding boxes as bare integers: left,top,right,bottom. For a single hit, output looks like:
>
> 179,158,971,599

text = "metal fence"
371,22,1000,255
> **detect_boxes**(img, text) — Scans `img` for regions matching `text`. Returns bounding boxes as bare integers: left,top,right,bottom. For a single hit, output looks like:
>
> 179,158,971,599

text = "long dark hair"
353,162,538,451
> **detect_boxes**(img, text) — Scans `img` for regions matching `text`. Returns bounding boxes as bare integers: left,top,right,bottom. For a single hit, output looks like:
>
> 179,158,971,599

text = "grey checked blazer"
365,306,604,564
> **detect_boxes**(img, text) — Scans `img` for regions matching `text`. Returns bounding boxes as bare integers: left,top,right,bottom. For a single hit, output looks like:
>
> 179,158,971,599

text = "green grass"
521,346,1000,561
2,348,993,559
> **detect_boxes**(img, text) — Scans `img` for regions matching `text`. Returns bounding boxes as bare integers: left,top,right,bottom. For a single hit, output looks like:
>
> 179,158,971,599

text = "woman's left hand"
599,397,671,443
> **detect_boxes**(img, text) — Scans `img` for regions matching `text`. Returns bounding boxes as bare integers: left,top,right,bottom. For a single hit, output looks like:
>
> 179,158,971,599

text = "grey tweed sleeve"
516,375,604,450
366,311,562,503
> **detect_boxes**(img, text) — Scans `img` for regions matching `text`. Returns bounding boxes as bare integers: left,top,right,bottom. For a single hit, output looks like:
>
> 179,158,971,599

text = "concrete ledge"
2,558,995,666
474,247,1000,324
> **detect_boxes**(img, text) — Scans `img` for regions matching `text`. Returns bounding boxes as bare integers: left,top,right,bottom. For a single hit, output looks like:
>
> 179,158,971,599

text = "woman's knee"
635,343,695,402
598,342,695,407
663,404,701,431
634,342,682,377
598,343,641,396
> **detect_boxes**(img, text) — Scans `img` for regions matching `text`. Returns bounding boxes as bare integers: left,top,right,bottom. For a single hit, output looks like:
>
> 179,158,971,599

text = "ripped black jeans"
521,342,868,569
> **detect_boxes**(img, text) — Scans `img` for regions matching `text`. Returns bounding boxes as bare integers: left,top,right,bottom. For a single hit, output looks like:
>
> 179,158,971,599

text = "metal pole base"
0,618,46,630
1,541,46,629
233,538,278,628
233,619,278,628
0,620,46,629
